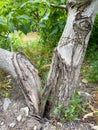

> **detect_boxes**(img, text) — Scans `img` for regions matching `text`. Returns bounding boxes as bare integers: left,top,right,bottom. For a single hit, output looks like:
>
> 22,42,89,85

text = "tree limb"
51,4,66,9
0,48,41,114
0,34,8,38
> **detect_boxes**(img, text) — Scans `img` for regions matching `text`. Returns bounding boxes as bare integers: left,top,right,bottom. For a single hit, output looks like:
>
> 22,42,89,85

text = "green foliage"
0,37,11,51
6,32,51,84
0,0,67,53
82,59,98,82
53,91,86,121
0,31,23,51
63,92,85,121
86,60,98,82
0,16,9,32
39,1,67,48
0,0,51,34
0,0,67,86
0,70,12,97
82,14,98,82
20,42,52,84
89,15,98,47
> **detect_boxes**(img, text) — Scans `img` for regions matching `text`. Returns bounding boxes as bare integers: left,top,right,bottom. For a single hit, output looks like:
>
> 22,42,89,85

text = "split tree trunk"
0,0,98,118
0,49,41,114
40,0,98,116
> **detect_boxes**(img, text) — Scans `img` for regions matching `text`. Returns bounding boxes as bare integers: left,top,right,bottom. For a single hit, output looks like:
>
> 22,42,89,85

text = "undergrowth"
0,31,52,84
0,70,11,97
53,91,86,122
81,15,98,83
14,40,52,85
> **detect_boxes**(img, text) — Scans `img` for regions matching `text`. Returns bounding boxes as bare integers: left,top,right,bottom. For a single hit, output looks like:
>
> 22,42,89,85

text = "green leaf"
0,16,9,32
53,107,59,114
21,24,30,34
40,12,50,22
49,26,58,36
61,0,66,3
7,12,14,22
16,15,31,21
39,23,46,28
42,0,50,7
8,22,14,32
20,2,27,8
0,1,6,6
0,16,6,25
5,92,11,98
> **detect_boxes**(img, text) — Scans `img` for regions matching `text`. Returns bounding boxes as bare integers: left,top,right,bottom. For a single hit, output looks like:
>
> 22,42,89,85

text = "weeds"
53,91,86,122
81,15,98,83
0,70,12,97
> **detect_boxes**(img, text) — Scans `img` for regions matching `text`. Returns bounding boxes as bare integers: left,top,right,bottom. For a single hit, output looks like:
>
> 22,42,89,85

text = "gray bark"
40,0,98,116
0,48,41,114
0,0,98,118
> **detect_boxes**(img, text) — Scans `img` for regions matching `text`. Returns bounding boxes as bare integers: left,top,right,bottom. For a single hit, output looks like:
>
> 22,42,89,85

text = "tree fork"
0,0,98,119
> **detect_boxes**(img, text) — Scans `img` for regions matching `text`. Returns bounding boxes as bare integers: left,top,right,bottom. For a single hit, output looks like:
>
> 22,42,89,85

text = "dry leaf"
88,105,95,112
83,112,94,120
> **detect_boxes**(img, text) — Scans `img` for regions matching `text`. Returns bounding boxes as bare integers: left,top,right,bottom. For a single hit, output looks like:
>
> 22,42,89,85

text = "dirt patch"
22,32,39,42
0,77,97,130
0,80,56,130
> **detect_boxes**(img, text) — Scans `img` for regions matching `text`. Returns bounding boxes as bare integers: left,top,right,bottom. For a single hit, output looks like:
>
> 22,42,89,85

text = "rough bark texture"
0,48,41,114
40,0,98,116
0,0,98,118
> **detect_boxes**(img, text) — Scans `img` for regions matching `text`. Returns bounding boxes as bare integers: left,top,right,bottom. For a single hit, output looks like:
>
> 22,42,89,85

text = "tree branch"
0,48,41,114
0,34,8,38
51,4,66,9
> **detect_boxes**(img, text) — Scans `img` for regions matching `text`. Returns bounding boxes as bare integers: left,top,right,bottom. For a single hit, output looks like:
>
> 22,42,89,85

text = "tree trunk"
0,48,41,114
40,0,98,116
0,0,98,118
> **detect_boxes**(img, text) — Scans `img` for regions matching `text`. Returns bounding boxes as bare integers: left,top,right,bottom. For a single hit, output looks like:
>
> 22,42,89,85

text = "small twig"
51,4,66,9
0,34,8,38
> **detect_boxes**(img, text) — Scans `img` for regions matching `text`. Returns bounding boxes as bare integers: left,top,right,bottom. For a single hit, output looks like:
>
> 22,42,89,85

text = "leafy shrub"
83,60,98,82
0,37,11,51
63,92,86,121
0,70,11,97
21,41,52,84
53,91,86,121
82,14,98,82
0,31,23,51
39,5,67,48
